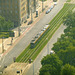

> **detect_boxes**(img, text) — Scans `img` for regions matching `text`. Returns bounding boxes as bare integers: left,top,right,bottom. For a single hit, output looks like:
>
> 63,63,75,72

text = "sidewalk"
0,0,54,58
2,63,31,75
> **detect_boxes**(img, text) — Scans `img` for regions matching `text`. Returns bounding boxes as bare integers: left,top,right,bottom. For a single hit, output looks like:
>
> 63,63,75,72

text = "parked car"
27,20,33,25
49,8,52,11
48,9,51,12
54,2,57,5
50,50,55,54
51,5,54,9
46,9,51,14
24,20,27,23
46,10,49,14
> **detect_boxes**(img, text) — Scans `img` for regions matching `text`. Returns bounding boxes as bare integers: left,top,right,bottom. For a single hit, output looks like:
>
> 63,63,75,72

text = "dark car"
46,11,49,14
27,20,33,25
24,20,27,23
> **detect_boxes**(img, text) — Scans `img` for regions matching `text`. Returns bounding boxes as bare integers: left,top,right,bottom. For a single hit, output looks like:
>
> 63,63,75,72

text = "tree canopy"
0,16,14,38
41,54,63,75
63,11,75,27
61,64,75,75
0,16,14,31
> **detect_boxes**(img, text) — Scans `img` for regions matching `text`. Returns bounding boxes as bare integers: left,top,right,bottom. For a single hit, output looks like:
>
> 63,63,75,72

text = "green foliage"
0,16,14,38
57,46,75,66
40,0,47,1
66,0,71,2
52,10,75,67
0,16,14,31
41,54,63,75
52,38,72,53
39,65,57,75
0,31,14,38
63,11,75,27
0,32,9,38
61,64,75,75
53,0,57,2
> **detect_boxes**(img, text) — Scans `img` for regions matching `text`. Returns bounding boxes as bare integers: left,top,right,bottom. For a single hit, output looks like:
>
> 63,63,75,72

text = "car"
46,10,49,14
50,50,55,54
27,20,33,25
51,5,54,9
46,9,51,14
48,9,51,12
24,20,27,23
49,8,52,11
54,2,57,5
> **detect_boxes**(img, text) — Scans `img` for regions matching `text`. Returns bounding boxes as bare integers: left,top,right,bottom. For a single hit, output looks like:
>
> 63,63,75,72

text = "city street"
24,25,66,75
0,0,67,74
23,0,67,75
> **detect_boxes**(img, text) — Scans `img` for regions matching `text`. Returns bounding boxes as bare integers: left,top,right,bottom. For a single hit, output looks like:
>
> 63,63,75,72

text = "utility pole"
33,62,34,75
18,20,21,37
47,42,49,54
34,0,36,12
42,0,44,12
46,38,49,54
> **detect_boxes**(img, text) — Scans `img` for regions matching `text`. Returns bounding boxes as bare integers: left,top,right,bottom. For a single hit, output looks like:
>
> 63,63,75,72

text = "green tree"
52,38,72,53
0,16,14,31
63,11,75,27
39,65,57,75
61,64,75,75
57,46,75,66
41,54,63,75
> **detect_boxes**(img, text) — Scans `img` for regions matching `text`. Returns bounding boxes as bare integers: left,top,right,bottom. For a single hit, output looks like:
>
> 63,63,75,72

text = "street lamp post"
34,0,36,12
33,62,34,75
18,25,20,37
18,19,21,37
31,8,33,22
46,38,49,54
2,37,4,53
47,42,49,54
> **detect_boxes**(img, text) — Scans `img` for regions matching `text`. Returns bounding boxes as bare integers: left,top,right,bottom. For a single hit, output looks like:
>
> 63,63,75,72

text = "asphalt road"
0,0,66,71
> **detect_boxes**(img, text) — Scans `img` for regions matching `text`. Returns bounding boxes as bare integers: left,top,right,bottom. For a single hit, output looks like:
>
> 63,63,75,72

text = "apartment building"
0,0,38,27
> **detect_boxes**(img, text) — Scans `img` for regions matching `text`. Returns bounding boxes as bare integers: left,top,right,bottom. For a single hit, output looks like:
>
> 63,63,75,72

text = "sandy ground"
2,63,31,75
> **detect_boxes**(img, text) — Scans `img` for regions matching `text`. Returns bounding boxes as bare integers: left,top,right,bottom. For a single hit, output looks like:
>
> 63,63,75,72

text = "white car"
50,50,55,54
51,5,54,9
54,2,57,5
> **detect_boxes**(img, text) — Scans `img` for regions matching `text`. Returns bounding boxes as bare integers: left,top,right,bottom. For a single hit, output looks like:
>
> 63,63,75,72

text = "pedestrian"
21,69,22,73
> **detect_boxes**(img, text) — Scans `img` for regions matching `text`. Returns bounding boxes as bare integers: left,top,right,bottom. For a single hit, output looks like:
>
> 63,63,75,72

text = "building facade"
0,0,38,27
